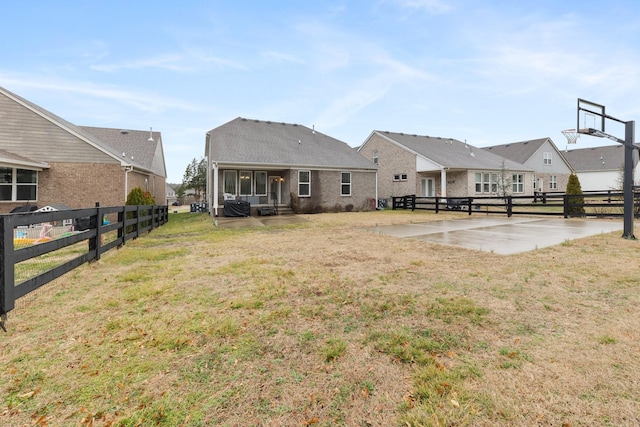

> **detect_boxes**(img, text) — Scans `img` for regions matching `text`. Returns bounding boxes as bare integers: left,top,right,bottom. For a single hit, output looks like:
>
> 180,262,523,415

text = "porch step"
277,207,293,215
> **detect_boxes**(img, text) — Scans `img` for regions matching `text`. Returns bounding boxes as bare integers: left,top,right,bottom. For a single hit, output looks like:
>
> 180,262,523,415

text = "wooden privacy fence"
0,204,168,329
391,191,640,218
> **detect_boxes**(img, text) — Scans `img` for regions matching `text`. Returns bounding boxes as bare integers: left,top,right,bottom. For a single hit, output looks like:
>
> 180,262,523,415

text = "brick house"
357,131,533,203
205,117,377,216
483,137,573,194
0,86,167,213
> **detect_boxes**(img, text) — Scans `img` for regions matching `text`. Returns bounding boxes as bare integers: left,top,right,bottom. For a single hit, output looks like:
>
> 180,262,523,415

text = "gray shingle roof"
563,144,639,172
483,138,548,164
207,117,376,170
80,126,167,177
375,131,531,171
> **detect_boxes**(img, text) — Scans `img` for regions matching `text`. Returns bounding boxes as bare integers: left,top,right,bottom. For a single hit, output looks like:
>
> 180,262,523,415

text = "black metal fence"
391,191,640,218
0,204,168,329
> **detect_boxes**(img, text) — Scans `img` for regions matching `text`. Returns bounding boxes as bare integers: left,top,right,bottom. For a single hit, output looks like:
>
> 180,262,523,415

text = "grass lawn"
2,210,639,426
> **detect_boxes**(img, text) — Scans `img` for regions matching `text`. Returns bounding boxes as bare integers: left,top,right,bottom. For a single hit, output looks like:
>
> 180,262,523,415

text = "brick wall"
358,133,416,202
0,162,166,214
292,169,376,213
36,162,125,209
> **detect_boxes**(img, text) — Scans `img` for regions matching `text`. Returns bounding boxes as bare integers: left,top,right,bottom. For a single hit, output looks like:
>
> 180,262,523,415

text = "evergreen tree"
183,158,207,202
565,173,585,217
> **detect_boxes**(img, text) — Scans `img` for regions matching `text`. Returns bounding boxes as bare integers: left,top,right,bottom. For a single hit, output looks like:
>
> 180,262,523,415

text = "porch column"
440,168,447,199
213,162,219,216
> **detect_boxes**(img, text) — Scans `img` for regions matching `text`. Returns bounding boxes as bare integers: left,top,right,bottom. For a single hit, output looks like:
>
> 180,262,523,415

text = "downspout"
124,166,133,202
375,170,379,209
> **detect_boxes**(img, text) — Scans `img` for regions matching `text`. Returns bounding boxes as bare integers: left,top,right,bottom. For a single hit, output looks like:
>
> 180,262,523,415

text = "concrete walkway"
368,217,623,255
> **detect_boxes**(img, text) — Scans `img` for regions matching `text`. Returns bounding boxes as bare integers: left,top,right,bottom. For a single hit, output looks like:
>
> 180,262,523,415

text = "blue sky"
2,0,640,183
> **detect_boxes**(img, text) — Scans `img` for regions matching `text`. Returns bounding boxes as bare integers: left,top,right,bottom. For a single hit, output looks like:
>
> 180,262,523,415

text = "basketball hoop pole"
622,121,635,239
576,99,636,239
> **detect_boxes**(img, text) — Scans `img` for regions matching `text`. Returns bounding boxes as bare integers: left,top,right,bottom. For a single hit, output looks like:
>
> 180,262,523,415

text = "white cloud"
0,73,198,113
390,0,452,14
90,49,247,73
261,50,306,65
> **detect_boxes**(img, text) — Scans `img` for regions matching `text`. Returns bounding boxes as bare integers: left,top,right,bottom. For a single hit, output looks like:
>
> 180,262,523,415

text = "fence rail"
391,191,640,218
1,204,168,328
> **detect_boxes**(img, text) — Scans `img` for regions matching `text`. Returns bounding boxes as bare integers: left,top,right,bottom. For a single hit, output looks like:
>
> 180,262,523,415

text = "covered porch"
210,166,292,216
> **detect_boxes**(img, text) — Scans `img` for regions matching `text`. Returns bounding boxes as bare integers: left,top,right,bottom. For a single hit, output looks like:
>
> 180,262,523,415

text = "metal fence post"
507,196,513,217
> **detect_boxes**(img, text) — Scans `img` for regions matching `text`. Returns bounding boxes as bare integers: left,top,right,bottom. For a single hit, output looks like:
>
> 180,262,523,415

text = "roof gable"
483,138,548,164
207,117,376,170
371,131,531,171
0,86,128,165
80,126,167,177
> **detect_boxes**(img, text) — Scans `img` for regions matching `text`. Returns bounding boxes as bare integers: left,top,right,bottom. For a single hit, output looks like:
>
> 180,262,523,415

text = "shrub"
126,187,156,206
565,173,585,217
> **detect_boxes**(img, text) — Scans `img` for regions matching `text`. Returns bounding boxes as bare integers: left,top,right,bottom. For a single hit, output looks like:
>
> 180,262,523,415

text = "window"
372,150,378,165
543,152,552,165
475,172,498,194
550,175,557,190
341,172,351,196
239,171,252,195
223,170,237,195
298,170,310,197
512,174,524,193
0,168,38,201
255,171,267,196
393,174,408,182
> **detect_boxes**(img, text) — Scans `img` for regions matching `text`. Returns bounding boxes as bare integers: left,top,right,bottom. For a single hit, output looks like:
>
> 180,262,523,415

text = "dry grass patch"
2,210,640,426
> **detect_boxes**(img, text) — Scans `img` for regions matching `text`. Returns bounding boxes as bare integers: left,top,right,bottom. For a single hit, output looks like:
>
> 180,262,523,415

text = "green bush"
566,173,585,217
126,187,156,206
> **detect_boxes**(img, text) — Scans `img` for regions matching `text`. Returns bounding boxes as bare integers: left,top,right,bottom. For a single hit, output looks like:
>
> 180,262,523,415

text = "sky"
2,0,640,183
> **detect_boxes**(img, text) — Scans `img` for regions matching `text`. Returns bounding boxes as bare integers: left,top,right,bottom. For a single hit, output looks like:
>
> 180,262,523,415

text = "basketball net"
561,129,580,145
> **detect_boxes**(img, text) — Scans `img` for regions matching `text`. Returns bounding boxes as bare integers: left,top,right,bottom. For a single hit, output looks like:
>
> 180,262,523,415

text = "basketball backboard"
577,98,606,134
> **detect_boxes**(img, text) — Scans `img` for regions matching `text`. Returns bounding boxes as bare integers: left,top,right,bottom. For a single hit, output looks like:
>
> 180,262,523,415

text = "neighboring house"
205,117,377,215
563,144,640,192
166,184,177,205
0,85,167,213
357,131,534,202
483,137,573,194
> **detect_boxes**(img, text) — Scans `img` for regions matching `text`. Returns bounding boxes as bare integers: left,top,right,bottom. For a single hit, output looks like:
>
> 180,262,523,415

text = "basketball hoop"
561,128,580,145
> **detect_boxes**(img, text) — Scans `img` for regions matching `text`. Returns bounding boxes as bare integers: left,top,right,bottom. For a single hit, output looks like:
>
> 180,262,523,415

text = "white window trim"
341,172,352,196
223,170,237,196
512,173,524,193
543,152,552,165
255,171,267,196
239,170,253,196
0,167,38,202
298,170,311,197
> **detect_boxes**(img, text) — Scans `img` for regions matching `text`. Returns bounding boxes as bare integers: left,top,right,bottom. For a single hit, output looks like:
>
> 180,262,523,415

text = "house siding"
0,93,115,164
359,133,416,202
